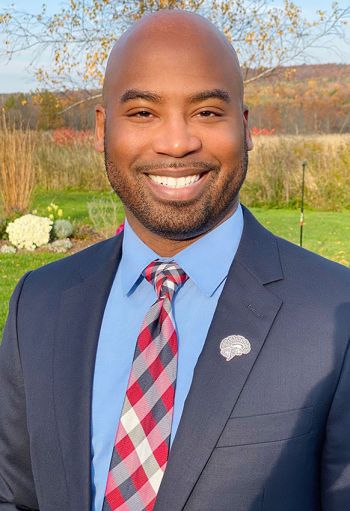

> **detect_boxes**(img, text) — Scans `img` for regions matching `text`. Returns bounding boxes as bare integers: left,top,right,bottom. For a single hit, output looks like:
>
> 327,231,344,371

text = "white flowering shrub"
6,214,53,251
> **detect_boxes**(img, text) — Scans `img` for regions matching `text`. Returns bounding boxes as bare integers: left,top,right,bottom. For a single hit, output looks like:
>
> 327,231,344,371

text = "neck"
125,203,238,257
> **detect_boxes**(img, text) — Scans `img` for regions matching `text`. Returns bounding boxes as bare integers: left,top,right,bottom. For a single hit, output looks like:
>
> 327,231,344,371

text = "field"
1,129,348,211
29,132,350,211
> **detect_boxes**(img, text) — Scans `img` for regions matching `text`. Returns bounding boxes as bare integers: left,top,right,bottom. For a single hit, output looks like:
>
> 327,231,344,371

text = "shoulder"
271,235,350,339
19,234,123,296
242,205,350,285
276,234,350,290
240,206,349,317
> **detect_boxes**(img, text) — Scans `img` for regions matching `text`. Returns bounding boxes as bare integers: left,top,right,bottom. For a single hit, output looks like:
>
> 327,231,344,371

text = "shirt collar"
120,204,244,297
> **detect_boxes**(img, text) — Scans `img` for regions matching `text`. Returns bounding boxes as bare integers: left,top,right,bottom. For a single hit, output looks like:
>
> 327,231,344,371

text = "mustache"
133,161,220,173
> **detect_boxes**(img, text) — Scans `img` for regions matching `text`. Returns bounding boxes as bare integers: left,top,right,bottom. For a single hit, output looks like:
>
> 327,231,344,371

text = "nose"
152,116,202,157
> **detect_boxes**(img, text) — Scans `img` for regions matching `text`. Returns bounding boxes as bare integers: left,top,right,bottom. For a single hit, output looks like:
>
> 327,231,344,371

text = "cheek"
106,118,150,163
203,123,244,164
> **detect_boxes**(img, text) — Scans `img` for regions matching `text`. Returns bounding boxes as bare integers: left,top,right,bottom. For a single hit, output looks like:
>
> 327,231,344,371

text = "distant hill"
244,63,350,134
245,63,350,82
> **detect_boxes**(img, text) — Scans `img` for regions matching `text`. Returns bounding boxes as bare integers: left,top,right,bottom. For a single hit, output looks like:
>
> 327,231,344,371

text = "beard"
104,139,248,241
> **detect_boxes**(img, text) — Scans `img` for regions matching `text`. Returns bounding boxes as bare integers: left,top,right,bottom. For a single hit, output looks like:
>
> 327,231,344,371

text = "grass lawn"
0,192,349,338
31,189,117,224
250,208,350,267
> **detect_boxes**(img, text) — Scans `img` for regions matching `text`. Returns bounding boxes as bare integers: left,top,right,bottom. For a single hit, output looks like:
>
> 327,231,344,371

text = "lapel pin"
220,335,251,361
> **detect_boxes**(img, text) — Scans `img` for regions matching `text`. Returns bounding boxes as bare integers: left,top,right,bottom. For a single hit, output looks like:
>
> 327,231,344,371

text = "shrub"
73,224,96,240
53,128,94,145
53,219,74,239
87,195,124,237
6,214,52,251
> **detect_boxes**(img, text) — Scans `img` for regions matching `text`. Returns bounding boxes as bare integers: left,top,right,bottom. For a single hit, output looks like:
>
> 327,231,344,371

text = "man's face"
96,31,252,240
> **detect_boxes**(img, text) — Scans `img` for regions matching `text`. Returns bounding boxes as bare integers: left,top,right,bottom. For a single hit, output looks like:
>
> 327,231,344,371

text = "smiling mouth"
148,174,201,188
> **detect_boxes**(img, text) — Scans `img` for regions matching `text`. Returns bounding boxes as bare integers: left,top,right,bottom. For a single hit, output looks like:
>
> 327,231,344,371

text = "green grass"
1,202,349,339
251,208,350,266
31,189,113,224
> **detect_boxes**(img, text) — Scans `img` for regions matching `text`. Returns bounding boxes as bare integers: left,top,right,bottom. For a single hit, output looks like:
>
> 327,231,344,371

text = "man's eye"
198,110,220,117
133,111,153,118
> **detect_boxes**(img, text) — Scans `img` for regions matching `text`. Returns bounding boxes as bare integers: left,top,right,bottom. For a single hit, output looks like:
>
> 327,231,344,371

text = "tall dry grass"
242,134,350,210
35,131,108,190
2,128,348,212
0,114,36,215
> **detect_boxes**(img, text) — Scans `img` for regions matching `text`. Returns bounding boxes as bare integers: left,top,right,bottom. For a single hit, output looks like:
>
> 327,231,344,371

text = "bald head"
103,9,243,106
95,8,253,250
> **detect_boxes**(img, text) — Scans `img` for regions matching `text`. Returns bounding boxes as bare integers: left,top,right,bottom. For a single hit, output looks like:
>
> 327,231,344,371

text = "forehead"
104,28,242,105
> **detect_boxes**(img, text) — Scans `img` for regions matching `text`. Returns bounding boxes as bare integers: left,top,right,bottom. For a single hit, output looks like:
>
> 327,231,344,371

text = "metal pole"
300,161,307,247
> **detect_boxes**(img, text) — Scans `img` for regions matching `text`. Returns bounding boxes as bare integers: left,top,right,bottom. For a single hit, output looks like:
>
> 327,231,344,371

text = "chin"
134,200,237,241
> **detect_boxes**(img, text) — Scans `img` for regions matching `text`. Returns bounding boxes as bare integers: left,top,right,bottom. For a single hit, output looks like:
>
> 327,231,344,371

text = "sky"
0,0,349,93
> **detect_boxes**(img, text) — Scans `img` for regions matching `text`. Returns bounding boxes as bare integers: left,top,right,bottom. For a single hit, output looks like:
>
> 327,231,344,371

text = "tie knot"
143,260,188,301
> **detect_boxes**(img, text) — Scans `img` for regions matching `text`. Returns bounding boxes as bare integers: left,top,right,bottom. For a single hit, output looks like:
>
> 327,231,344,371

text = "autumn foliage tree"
0,0,349,95
245,64,350,134
33,91,64,130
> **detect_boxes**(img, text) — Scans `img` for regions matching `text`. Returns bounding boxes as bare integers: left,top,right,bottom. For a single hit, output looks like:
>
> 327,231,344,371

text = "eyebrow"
189,89,231,104
119,88,231,104
120,89,162,103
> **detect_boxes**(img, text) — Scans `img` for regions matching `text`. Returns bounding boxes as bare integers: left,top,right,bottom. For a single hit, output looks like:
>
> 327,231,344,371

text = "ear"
95,105,105,153
243,105,253,151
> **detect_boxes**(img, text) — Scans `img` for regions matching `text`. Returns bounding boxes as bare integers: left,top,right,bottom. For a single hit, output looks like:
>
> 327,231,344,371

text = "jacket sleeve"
0,273,39,510
322,336,350,509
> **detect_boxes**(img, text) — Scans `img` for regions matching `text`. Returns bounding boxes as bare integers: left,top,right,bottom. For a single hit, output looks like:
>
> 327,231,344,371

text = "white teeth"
149,174,201,188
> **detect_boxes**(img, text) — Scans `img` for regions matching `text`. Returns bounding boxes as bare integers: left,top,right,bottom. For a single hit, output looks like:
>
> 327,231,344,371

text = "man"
0,9,349,511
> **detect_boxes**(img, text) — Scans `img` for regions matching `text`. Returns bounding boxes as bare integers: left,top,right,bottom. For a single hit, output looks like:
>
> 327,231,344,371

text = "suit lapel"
154,207,284,511
53,235,123,511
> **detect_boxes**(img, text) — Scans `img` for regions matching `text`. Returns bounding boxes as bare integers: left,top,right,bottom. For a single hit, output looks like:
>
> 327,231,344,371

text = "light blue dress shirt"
91,204,244,511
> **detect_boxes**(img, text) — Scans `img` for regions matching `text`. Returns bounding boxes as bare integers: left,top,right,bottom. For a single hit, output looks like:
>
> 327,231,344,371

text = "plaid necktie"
103,260,188,511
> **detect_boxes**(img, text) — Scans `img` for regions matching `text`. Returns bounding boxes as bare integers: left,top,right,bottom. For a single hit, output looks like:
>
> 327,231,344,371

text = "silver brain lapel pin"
220,335,251,361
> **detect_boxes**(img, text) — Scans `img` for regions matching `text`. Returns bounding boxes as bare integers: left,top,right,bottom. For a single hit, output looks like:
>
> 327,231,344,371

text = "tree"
0,0,349,97
32,91,63,130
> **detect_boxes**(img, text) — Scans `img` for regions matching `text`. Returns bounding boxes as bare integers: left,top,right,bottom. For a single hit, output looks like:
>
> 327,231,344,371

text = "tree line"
1,64,349,134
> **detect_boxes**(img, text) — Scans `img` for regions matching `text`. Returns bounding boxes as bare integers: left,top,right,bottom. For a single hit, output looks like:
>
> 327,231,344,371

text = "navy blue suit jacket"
0,207,350,510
